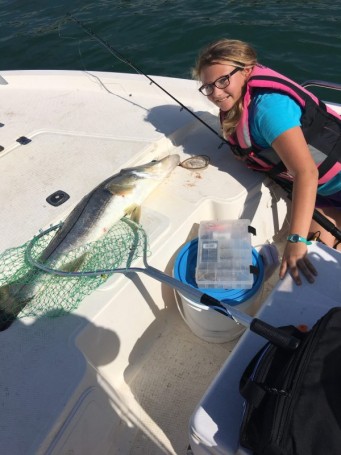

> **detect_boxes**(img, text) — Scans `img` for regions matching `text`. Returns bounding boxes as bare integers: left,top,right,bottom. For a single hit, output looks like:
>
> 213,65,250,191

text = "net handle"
138,265,299,350
26,223,299,350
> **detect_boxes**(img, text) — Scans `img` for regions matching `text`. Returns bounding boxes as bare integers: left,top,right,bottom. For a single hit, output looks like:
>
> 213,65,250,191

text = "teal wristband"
287,234,312,245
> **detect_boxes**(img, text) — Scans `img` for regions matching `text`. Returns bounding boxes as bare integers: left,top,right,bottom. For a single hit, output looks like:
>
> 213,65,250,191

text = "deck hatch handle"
46,190,70,207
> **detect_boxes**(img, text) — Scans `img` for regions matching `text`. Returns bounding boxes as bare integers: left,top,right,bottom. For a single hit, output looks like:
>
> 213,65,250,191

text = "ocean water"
0,0,340,101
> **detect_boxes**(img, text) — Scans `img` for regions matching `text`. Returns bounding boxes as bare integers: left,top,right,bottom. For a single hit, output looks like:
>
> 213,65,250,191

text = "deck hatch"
16,136,32,145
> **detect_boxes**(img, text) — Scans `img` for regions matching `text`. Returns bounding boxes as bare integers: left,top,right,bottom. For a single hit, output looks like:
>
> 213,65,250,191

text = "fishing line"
65,14,341,241
58,17,89,72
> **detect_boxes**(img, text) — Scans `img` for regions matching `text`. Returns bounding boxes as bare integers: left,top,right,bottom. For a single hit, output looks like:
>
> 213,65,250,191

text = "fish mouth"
159,154,180,174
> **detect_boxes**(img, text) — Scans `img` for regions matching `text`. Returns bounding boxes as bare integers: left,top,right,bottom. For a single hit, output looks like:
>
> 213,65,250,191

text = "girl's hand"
279,242,317,285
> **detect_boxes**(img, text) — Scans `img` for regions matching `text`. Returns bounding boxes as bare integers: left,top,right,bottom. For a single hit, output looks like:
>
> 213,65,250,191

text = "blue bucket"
174,238,264,304
173,239,264,342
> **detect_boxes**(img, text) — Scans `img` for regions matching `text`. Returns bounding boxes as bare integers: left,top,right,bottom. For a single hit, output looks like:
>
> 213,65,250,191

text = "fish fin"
130,205,141,223
0,311,16,331
0,283,16,314
58,253,88,273
123,204,141,223
105,182,135,195
0,282,34,329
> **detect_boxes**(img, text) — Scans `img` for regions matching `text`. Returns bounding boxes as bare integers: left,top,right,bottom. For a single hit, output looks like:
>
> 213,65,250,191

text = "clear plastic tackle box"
195,219,254,289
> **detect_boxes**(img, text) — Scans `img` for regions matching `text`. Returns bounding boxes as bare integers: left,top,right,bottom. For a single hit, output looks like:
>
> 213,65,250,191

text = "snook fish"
0,154,180,329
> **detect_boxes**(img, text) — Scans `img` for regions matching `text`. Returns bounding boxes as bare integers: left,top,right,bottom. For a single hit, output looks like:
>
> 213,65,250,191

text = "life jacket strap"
318,141,341,179
267,161,287,179
229,143,253,157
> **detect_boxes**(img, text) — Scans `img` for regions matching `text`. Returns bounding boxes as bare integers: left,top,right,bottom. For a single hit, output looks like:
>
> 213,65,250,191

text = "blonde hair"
193,39,258,138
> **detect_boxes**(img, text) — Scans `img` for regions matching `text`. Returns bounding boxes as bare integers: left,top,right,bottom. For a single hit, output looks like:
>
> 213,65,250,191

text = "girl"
193,39,341,285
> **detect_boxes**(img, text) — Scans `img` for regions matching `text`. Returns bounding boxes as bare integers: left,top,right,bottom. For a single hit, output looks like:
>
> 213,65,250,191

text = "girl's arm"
271,126,318,285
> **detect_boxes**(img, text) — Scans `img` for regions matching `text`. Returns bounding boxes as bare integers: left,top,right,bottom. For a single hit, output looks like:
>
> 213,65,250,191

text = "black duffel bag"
239,307,341,455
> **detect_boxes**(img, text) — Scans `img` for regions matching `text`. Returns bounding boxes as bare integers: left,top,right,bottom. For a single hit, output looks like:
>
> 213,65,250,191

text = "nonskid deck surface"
0,70,294,454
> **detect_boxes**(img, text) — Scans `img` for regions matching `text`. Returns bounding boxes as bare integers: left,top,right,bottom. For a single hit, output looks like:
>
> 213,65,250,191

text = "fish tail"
0,281,34,331
0,285,19,330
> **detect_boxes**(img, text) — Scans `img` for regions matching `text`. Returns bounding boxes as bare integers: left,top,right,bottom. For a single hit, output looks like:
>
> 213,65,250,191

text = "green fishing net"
0,218,146,329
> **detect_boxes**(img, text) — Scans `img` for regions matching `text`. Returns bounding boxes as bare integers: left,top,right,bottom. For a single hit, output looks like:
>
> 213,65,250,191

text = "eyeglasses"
199,67,242,96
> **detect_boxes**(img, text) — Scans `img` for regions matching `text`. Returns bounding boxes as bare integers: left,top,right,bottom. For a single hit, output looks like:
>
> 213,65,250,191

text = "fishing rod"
67,13,226,147
66,14,341,243
278,180,341,242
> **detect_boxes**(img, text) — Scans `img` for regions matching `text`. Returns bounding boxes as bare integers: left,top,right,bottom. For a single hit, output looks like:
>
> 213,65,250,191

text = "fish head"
122,154,180,180
104,154,180,222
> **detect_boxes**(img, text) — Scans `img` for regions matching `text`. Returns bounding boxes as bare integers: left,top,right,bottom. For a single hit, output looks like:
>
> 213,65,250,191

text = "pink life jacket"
222,65,341,186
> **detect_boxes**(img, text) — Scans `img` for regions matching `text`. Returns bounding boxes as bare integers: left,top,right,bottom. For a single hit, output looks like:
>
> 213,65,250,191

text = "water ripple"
0,0,340,96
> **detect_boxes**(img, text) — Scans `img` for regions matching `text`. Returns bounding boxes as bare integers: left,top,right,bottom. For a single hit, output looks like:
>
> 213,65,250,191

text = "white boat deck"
189,242,341,454
0,70,339,454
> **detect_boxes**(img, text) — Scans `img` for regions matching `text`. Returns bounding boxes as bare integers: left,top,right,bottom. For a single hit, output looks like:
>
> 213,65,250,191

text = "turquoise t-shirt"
249,90,341,196
249,90,302,148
